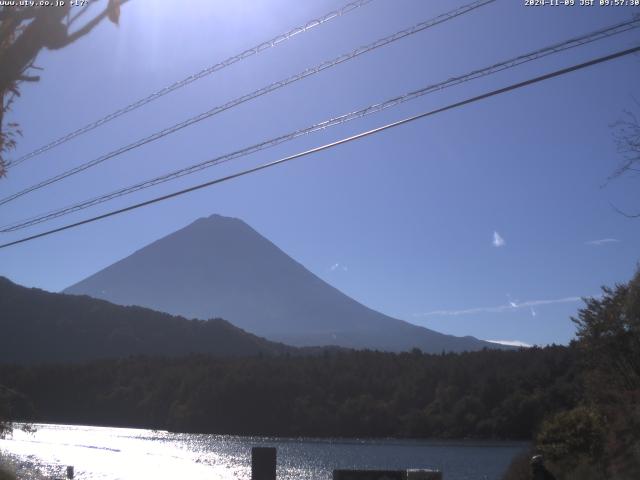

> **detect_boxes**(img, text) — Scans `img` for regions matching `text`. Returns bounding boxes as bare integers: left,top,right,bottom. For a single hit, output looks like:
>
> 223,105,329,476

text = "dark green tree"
560,268,640,478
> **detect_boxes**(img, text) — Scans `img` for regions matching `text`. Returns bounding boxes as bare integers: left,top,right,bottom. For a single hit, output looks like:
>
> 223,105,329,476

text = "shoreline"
1,424,527,480
12,422,532,447
0,451,53,480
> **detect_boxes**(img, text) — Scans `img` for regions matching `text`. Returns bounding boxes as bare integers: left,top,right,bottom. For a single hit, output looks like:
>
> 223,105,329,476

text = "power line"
2,16,638,233
5,0,375,170
1,44,638,251
0,0,496,207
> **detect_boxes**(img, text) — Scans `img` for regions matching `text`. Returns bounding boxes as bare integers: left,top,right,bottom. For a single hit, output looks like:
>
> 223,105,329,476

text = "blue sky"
1,0,639,346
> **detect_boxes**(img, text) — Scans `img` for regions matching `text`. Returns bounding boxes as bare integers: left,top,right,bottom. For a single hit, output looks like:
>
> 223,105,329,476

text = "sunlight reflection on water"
0,424,528,480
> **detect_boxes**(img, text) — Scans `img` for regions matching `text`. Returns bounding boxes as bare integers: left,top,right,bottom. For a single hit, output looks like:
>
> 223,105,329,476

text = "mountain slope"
64,214,500,353
0,276,294,363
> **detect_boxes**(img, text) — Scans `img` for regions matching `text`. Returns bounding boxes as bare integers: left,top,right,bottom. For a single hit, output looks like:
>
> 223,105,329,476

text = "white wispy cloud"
414,295,585,317
585,238,619,246
486,340,533,348
330,263,348,272
493,231,505,248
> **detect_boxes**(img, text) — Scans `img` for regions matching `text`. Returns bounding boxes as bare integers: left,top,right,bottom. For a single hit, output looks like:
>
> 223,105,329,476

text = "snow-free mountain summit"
65,214,499,353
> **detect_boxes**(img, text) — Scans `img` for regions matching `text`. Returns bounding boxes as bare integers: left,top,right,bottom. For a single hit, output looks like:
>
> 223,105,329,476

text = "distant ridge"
0,276,296,363
64,214,505,353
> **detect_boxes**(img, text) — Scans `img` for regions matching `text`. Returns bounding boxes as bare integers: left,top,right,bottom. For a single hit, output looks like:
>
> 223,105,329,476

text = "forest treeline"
0,346,578,440
1,270,639,479
0,276,299,363
502,269,640,480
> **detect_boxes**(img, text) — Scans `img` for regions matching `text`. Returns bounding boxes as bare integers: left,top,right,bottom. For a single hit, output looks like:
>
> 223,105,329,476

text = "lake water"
0,424,528,480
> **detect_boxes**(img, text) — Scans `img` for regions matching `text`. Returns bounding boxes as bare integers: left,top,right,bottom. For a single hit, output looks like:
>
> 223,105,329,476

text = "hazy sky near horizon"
1,0,639,346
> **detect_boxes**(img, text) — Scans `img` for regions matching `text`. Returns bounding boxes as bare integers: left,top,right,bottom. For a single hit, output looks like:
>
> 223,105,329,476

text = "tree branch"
609,201,640,218
17,74,40,82
0,7,40,23
61,0,129,48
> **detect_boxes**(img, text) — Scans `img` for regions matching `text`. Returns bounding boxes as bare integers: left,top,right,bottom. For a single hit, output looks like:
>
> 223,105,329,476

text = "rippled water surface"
0,424,527,480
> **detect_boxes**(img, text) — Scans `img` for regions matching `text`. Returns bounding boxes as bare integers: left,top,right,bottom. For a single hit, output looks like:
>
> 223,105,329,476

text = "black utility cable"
3,16,637,233
6,0,376,169
1,45,638,250
0,0,496,206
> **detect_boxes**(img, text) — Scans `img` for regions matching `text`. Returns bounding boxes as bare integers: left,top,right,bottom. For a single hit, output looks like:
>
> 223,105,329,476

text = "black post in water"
252,447,276,480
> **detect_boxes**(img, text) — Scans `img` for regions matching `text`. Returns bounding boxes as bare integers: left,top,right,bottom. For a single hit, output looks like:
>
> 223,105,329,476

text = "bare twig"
63,0,129,46
609,201,640,218
17,74,40,82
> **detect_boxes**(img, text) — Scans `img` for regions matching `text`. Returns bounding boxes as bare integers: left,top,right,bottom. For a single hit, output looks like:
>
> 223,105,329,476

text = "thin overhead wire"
5,0,375,170
1,44,638,250
0,0,496,207
3,16,638,233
